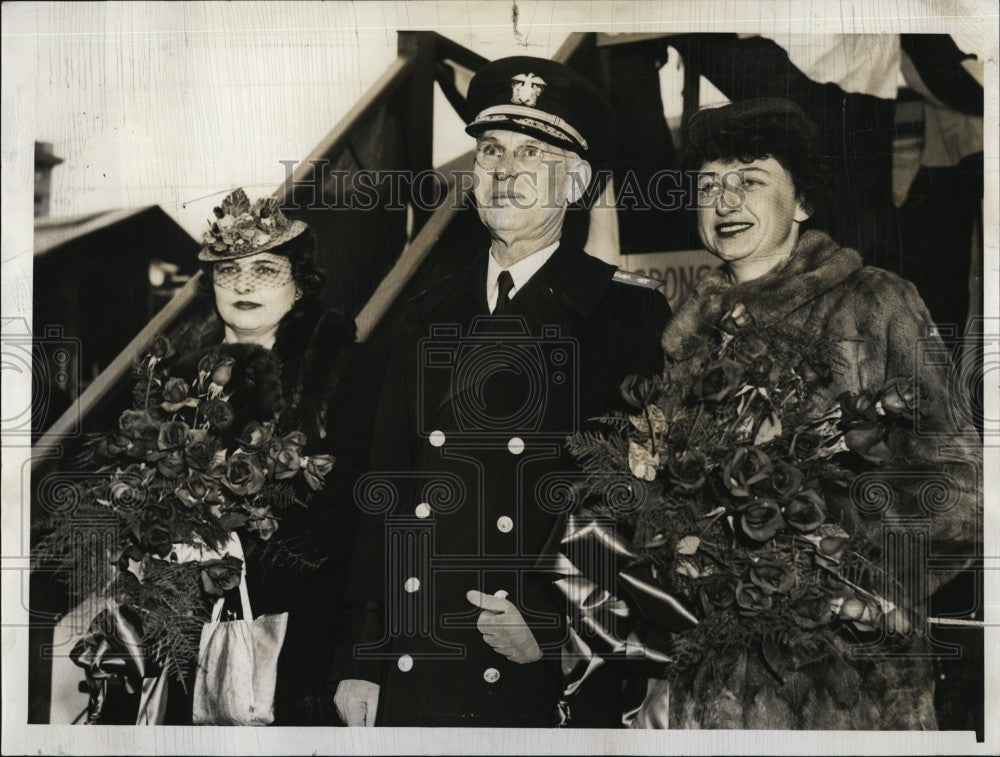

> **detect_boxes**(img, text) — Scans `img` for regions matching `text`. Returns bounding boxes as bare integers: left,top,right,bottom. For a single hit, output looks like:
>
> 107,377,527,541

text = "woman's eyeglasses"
474,142,567,172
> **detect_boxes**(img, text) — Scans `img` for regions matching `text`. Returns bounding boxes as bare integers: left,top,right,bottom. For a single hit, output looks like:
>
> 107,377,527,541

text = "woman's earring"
294,290,303,301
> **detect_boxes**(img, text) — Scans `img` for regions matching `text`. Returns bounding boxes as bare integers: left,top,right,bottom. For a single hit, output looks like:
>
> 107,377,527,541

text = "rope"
927,617,985,628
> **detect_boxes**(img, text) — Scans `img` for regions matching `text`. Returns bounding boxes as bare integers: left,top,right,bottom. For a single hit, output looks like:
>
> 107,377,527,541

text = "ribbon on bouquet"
536,514,698,725
70,603,161,724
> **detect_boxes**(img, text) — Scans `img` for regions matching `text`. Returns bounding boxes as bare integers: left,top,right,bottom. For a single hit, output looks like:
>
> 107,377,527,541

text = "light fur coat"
651,229,981,730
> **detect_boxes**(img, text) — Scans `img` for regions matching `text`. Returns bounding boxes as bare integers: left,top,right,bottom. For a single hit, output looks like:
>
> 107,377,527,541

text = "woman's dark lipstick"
233,301,261,310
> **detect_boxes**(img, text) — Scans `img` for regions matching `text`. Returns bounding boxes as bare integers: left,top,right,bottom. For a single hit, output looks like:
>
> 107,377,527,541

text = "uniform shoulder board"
612,269,663,290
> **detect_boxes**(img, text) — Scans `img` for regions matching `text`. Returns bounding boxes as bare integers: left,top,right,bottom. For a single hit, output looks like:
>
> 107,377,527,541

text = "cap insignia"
511,73,546,107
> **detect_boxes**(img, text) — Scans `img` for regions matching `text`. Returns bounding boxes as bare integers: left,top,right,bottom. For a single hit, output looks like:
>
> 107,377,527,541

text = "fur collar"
167,300,357,445
661,230,862,360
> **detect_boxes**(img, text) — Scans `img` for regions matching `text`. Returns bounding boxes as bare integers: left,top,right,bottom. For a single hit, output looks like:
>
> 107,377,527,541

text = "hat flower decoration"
199,188,303,262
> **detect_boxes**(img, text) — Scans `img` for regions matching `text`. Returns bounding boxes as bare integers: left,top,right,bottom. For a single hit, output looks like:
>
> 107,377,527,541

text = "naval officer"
332,56,671,728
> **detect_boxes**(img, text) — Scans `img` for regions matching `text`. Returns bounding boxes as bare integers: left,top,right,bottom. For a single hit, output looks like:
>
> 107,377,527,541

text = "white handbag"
191,544,289,726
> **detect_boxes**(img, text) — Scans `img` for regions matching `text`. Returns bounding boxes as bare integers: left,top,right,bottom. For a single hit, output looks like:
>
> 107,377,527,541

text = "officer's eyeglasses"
475,142,567,172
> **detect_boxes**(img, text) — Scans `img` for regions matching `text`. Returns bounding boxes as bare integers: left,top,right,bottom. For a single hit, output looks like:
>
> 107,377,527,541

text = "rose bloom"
844,423,892,464
791,587,835,629
160,377,191,411
620,374,660,410
749,560,795,595
118,411,160,458
735,580,774,616
839,390,877,425
200,555,244,595
693,359,745,403
280,431,307,451
303,454,335,490
148,335,174,359
248,506,279,540
879,376,924,420
740,498,785,541
211,356,235,387
236,421,273,450
769,460,803,497
666,450,708,493
698,574,737,612
789,430,824,460
805,524,851,567
272,447,302,480
175,472,218,507
138,500,179,558
119,409,156,437
723,446,773,497
783,489,825,533
224,450,266,495
186,436,220,472
720,303,755,335
201,399,236,431
157,420,190,451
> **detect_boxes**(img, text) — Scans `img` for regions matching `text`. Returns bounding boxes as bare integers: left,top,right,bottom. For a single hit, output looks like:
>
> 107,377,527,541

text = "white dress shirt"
486,241,560,313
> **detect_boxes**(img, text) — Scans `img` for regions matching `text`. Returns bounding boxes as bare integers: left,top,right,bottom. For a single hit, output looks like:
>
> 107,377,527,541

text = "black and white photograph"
1,1,996,754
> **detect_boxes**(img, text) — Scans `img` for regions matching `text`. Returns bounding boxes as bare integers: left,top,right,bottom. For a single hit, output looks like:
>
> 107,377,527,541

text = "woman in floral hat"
51,189,373,726
160,189,372,725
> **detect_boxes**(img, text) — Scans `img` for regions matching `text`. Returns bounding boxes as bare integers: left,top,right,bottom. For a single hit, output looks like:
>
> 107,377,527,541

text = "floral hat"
197,188,307,262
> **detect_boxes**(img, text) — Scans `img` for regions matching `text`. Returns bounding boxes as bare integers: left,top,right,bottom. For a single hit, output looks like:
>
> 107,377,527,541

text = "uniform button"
397,654,414,672
493,590,508,600
429,430,446,447
483,667,500,683
496,515,513,533
404,577,420,593
507,437,524,455
414,502,431,518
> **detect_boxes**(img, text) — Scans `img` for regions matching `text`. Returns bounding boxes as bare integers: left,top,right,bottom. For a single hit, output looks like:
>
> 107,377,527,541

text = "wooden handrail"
553,32,594,64
354,152,472,342
273,53,416,206
430,32,489,71
30,272,203,469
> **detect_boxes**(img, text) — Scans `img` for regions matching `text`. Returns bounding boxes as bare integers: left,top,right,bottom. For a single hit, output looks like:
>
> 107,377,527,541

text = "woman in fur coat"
632,99,981,729
160,190,372,724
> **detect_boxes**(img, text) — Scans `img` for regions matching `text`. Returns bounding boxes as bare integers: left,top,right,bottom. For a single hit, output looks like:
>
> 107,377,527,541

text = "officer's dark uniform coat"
334,241,669,727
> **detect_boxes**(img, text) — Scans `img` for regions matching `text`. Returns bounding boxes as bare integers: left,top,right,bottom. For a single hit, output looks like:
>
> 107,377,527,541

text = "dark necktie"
495,270,515,312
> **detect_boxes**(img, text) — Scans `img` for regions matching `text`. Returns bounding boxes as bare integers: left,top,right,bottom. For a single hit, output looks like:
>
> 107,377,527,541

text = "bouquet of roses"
37,335,334,692
564,304,927,683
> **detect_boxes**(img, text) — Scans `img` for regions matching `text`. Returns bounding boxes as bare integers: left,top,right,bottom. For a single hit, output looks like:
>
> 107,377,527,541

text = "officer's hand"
466,589,542,664
334,679,380,726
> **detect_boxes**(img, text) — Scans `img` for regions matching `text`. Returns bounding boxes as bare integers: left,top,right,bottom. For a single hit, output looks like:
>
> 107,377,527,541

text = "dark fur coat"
165,299,364,725
168,299,356,448
650,230,982,730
